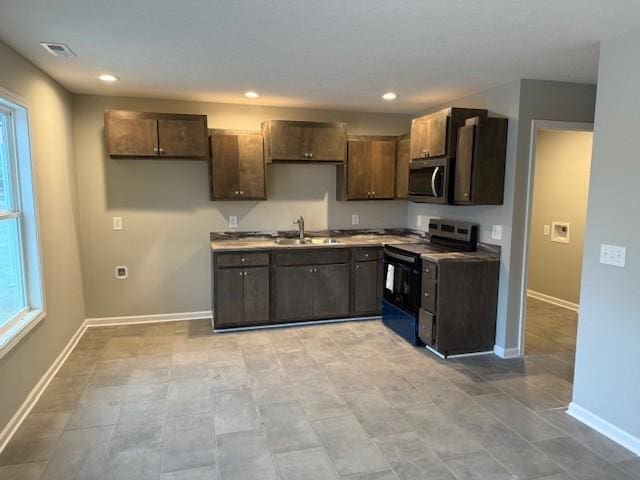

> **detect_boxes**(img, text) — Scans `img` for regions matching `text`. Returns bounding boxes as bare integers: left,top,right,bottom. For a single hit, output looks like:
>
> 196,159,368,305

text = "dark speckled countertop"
209,228,501,262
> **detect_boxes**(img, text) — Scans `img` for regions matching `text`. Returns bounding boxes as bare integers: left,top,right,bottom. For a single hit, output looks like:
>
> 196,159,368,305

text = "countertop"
210,229,501,262
210,229,427,252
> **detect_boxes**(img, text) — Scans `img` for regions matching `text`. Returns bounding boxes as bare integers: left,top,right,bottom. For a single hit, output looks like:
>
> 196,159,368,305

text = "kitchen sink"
309,237,341,244
274,238,311,246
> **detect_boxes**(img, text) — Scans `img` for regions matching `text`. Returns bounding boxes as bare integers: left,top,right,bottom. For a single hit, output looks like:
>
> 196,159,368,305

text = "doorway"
519,121,593,358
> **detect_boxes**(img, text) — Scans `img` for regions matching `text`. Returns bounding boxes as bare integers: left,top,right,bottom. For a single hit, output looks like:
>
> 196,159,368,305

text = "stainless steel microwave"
408,158,448,201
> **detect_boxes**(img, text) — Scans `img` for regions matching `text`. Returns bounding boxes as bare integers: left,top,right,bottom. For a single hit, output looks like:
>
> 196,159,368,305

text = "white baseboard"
0,319,88,454
568,402,640,456
527,290,579,312
493,344,522,359
86,310,212,327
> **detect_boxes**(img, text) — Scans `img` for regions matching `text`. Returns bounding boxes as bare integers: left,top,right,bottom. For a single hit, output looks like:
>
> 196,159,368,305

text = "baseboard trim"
86,310,213,327
568,402,640,456
493,344,522,359
527,290,579,312
0,319,88,454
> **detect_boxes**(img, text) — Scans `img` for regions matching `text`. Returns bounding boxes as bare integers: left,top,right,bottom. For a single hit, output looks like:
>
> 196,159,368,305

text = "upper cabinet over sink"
105,110,208,159
262,120,347,163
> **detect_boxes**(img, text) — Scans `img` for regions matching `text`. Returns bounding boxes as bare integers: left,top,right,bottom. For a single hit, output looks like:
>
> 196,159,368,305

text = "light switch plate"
351,214,360,225
600,244,626,267
228,216,238,228
112,216,123,231
543,225,550,236
492,225,503,241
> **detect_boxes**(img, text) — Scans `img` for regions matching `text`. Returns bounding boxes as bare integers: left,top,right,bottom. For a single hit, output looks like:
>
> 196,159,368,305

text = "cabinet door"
157,118,208,158
395,135,410,199
454,124,475,203
215,268,245,327
243,267,270,324
354,261,381,314
347,140,371,199
238,133,266,199
105,115,158,157
268,123,306,160
410,118,429,160
275,266,315,321
370,140,396,199
314,263,349,318
305,125,346,162
426,111,448,158
210,133,240,200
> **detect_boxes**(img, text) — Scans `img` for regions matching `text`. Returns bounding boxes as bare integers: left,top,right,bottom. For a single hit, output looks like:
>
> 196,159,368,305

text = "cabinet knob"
356,265,360,269
425,268,430,273
153,147,159,153
240,191,244,195
239,272,243,276
235,190,239,195
308,152,313,158
464,192,469,198
371,192,375,196
424,292,430,297
364,253,369,258
241,258,246,262
159,147,164,155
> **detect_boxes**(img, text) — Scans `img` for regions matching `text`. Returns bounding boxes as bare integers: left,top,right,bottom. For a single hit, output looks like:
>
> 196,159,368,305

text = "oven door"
409,161,445,198
383,248,420,316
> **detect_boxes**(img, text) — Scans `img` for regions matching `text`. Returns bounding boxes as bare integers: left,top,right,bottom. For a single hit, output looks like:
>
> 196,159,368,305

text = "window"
0,90,44,357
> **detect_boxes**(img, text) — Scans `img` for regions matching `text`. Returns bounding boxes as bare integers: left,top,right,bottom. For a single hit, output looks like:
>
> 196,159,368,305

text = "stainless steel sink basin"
274,238,311,246
310,237,341,245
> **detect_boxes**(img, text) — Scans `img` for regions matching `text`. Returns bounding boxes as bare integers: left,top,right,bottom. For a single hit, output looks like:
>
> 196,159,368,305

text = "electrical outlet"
115,266,128,279
112,216,123,231
543,225,550,236
600,244,626,267
228,216,238,228
492,225,503,241
351,214,360,225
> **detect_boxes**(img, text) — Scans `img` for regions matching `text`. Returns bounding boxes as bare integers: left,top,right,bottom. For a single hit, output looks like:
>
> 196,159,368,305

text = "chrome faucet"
294,215,305,239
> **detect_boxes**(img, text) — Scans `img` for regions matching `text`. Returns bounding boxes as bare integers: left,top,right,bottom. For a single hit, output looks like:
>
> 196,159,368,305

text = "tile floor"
0,314,638,479
525,298,578,355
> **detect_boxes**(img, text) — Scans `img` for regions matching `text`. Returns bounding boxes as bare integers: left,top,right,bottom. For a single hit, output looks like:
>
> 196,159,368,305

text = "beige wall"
527,130,592,304
72,95,411,318
0,42,86,431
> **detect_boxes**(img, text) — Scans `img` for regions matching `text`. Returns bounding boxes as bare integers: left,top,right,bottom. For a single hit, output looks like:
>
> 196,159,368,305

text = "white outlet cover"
112,216,123,231
600,244,626,268
228,216,238,228
351,214,360,225
492,225,503,241
115,265,128,279
543,225,550,236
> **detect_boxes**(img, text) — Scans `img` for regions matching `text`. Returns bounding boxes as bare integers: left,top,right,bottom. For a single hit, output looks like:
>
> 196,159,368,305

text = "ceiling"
1,1,639,114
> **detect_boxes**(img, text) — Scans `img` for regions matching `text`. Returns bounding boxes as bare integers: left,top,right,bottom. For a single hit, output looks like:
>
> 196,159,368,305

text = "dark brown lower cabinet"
275,266,315,321
214,266,269,328
354,260,382,315
313,264,349,318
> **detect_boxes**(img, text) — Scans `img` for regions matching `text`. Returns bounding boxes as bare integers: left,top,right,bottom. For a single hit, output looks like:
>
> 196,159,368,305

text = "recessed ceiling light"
244,91,259,99
98,74,118,82
382,92,397,101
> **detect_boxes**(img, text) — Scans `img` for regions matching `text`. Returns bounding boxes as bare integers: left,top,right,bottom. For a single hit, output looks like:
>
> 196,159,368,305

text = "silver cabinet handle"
308,152,313,158
241,258,246,262
355,264,360,269
371,191,375,196
153,147,159,153
158,147,164,155
240,191,244,195
431,166,441,196
424,292,430,297
235,191,239,195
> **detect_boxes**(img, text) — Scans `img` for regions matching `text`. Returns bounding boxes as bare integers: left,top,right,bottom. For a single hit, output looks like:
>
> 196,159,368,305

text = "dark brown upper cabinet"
209,129,266,201
454,116,508,205
105,110,208,159
395,134,410,199
338,136,396,200
410,107,487,161
262,120,347,162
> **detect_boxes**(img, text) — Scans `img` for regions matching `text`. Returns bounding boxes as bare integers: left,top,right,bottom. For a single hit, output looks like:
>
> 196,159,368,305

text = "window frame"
0,87,46,360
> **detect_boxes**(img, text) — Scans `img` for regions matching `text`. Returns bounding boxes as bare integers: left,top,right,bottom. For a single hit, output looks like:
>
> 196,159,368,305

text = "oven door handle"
431,166,441,196
384,249,416,265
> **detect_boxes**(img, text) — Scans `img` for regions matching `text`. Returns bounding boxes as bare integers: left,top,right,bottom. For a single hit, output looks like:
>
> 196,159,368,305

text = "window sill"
0,309,46,361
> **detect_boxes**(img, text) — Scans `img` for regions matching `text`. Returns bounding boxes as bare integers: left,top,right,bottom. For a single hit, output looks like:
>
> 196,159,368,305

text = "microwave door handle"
431,166,440,196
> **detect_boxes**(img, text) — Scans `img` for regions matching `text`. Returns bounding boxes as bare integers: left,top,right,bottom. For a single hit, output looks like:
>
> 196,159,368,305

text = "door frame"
516,120,594,355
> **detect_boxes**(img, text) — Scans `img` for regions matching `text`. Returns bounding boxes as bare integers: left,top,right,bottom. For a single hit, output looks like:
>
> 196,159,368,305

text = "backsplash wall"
72,94,411,318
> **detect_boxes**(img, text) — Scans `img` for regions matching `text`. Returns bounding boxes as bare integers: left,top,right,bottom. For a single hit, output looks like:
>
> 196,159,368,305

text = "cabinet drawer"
418,309,435,347
421,278,437,312
354,247,381,261
422,261,438,281
274,249,349,266
216,252,269,267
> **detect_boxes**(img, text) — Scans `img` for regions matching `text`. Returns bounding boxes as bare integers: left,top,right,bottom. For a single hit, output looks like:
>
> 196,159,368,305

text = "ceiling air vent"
40,42,76,57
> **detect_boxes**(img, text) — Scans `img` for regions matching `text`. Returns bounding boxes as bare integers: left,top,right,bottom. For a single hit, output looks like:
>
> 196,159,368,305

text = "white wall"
572,29,640,451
